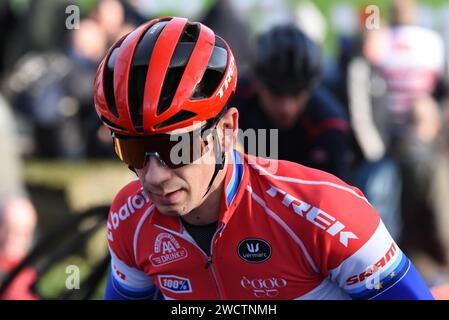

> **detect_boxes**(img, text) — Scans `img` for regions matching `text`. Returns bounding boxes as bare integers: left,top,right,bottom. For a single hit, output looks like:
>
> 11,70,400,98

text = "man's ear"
220,107,239,152
221,107,239,129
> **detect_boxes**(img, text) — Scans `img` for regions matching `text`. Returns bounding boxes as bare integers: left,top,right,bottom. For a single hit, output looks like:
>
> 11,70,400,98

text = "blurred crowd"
1,0,449,297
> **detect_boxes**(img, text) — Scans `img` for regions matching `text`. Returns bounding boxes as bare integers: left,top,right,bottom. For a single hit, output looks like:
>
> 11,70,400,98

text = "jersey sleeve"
292,167,435,300
328,220,434,300
105,182,157,300
272,161,434,300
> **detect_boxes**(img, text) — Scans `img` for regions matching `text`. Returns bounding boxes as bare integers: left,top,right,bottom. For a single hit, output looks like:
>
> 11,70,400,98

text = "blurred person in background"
232,24,353,181
347,0,449,285
92,0,136,46
3,0,78,72
6,18,109,159
362,0,446,137
395,96,449,286
200,0,255,71
0,197,38,300
4,0,138,159
0,94,38,299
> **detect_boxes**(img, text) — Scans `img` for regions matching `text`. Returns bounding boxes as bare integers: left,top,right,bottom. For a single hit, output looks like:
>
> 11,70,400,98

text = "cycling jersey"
367,25,445,123
105,149,434,300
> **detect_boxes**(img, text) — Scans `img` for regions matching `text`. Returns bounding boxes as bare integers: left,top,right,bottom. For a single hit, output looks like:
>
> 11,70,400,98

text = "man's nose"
142,155,173,186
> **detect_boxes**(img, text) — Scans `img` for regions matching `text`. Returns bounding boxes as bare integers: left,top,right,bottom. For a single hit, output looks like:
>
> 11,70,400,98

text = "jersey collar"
217,149,246,225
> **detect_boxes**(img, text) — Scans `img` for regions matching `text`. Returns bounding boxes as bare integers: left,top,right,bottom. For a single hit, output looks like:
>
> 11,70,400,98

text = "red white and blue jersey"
369,25,445,120
105,150,433,300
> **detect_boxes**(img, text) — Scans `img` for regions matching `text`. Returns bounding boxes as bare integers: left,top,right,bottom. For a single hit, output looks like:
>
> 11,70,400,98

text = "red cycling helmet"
94,16,237,136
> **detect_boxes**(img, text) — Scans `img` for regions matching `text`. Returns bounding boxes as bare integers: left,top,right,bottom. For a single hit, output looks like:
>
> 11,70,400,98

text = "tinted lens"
112,111,224,169
113,129,207,169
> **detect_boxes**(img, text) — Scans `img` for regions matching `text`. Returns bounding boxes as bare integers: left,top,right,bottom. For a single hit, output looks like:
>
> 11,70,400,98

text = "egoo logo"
241,276,287,298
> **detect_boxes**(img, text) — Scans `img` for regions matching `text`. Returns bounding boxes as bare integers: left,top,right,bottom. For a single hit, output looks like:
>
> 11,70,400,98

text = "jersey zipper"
154,223,225,299
205,224,224,299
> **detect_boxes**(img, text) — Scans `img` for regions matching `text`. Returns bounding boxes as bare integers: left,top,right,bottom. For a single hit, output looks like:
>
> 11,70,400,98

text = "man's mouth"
150,189,183,205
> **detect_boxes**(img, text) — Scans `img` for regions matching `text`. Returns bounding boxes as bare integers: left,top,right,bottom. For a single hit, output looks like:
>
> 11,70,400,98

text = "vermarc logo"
238,238,272,263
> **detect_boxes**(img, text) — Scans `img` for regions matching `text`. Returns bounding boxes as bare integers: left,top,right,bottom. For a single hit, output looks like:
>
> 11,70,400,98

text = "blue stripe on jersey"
347,251,409,299
370,263,435,300
225,150,244,206
106,272,157,300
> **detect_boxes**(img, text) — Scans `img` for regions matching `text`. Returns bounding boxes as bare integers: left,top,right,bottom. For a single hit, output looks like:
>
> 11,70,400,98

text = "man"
360,0,446,151
0,94,38,299
349,0,449,278
95,17,433,299
232,24,352,180
0,197,38,300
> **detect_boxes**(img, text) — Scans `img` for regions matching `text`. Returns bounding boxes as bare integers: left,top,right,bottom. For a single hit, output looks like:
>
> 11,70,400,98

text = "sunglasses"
112,113,224,170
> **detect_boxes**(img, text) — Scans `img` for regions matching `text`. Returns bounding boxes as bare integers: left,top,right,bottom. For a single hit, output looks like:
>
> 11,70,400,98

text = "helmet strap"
128,165,137,175
202,131,226,199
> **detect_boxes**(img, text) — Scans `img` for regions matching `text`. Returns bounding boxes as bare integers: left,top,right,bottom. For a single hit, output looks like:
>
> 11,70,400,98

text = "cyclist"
231,24,352,180
95,17,434,300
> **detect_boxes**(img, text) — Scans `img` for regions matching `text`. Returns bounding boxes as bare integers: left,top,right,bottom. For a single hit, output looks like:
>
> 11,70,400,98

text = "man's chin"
154,203,189,217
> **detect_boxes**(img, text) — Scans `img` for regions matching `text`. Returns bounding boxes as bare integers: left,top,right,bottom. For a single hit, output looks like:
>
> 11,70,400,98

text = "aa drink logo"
150,233,188,267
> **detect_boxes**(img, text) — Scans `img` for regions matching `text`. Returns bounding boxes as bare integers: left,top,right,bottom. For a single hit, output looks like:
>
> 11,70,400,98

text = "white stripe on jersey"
109,248,154,292
329,220,402,294
133,204,154,264
250,162,371,205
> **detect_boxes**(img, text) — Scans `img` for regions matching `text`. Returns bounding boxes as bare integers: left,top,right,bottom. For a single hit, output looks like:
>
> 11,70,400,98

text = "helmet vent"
191,37,228,100
155,110,197,129
128,20,169,132
156,23,199,116
103,40,124,118
180,22,200,42
191,68,224,99
100,116,126,131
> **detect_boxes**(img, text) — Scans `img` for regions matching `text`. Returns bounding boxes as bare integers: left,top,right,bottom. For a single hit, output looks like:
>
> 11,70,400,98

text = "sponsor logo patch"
240,276,287,297
158,275,192,294
150,233,188,267
216,55,235,99
108,189,151,237
267,185,358,247
238,238,272,263
346,242,398,285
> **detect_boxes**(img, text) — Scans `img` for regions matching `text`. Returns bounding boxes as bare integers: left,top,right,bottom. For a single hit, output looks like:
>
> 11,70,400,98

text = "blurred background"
1,0,449,299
